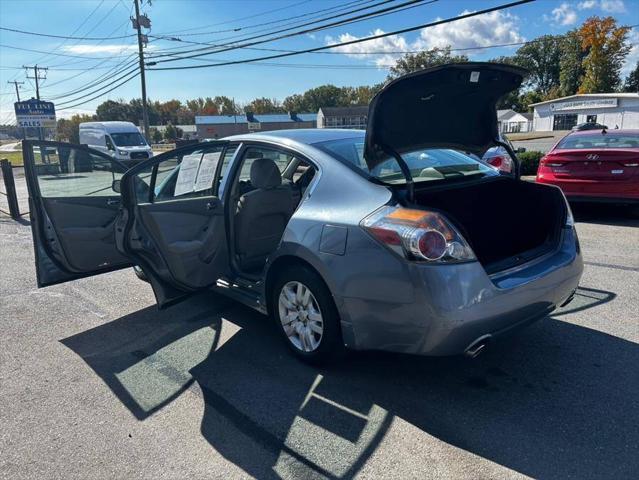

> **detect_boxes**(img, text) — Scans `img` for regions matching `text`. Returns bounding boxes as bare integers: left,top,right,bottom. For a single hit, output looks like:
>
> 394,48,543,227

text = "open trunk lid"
363,62,527,172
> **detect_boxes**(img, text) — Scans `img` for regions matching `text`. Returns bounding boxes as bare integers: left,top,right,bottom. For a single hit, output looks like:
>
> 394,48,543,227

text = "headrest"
250,157,281,188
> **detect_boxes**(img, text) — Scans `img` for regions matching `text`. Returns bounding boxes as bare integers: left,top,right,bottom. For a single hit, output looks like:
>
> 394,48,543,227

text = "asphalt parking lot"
1,172,638,479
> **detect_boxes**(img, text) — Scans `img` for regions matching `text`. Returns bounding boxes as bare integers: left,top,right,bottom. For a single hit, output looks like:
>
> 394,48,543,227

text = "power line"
0,26,135,41
55,65,139,106
57,71,140,111
147,0,429,61
158,0,314,35
147,0,533,71
156,0,372,38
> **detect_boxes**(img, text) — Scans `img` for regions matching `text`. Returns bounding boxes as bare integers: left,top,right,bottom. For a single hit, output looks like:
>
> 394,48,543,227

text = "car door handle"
206,202,216,210
106,199,120,206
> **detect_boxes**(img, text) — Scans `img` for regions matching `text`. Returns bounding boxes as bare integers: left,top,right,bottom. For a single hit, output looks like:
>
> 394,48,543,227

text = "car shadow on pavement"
61,286,637,479
572,202,639,227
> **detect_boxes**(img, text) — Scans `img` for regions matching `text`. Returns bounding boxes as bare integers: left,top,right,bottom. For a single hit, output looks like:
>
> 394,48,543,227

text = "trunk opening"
405,177,566,274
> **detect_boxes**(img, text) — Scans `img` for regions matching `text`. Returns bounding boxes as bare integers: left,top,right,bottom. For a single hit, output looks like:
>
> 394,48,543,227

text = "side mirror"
517,147,526,153
112,179,121,193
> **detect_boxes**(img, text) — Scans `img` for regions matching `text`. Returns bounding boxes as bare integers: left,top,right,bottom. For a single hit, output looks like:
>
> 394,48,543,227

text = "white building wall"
533,96,639,131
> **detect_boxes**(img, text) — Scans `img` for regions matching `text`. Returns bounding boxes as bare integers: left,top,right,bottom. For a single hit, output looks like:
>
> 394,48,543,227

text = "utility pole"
7,80,24,102
24,65,48,142
133,0,151,142
24,65,47,100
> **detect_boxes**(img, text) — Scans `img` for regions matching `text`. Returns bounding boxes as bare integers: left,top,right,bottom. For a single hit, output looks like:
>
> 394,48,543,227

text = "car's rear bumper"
536,176,639,203
340,227,583,356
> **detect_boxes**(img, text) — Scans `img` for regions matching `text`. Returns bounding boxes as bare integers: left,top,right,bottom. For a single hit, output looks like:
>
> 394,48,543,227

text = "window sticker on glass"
174,153,202,196
194,151,221,192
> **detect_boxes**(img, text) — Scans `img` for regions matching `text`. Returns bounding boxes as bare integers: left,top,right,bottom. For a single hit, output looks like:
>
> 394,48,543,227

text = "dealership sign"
550,98,618,111
14,99,56,128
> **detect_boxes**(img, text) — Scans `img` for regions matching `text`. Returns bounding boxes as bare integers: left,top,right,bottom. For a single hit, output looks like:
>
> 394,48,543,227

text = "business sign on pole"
14,99,56,128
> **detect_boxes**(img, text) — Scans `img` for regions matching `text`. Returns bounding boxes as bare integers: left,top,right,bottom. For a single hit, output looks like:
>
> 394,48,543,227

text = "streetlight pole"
133,0,151,142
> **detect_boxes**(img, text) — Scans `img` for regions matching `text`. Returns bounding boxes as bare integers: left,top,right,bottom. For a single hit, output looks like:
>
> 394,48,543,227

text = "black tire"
271,265,344,364
133,265,149,283
628,204,639,218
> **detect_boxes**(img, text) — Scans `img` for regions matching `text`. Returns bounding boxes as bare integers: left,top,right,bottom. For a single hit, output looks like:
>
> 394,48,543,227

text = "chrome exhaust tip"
464,336,491,358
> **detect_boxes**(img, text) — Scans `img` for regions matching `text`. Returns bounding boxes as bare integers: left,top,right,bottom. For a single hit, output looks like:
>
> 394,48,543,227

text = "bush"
518,151,544,176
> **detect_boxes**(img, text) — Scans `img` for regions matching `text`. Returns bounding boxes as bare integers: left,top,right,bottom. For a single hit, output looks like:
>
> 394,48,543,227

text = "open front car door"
117,141,234,308
23,140,132,287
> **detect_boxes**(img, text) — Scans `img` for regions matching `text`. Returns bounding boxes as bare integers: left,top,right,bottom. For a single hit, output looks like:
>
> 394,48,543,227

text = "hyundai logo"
586,153,599,160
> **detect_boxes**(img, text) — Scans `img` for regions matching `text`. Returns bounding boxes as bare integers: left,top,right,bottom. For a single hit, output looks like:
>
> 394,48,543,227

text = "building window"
586,114,597,124
553,114,578,131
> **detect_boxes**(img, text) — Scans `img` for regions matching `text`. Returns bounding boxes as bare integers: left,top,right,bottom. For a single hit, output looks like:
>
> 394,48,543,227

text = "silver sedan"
22,63,582,363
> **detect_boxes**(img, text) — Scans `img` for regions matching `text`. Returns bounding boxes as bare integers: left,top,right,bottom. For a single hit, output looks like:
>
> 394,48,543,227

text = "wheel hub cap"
278,281,323,352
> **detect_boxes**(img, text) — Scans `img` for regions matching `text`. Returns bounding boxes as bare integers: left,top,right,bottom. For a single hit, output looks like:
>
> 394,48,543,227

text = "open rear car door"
23,140,133,287
116,141,233,308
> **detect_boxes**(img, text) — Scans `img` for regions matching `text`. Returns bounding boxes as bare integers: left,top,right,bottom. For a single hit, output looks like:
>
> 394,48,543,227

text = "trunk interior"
409,177,567,273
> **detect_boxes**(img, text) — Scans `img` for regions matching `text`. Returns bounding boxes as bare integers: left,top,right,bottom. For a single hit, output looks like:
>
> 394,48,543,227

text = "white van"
79,121,153,163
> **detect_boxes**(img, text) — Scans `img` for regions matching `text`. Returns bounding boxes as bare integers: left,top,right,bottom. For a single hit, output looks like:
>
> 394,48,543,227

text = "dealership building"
531,93,639,131
195,112,316,139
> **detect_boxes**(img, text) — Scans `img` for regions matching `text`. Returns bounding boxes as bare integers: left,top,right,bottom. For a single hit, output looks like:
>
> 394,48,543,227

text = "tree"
164,124,177,141
513,35,562,95
559,29,586,96
95,99,131,122
244,97,284,114
56,114,95,143
578,16,631,93
388,46,469,79
150,127,163,143
623,62,639,92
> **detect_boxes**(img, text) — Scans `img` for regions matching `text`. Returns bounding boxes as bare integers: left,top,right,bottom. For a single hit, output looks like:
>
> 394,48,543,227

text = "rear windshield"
111,132,148,147
314,137,494,184
556,133,639,150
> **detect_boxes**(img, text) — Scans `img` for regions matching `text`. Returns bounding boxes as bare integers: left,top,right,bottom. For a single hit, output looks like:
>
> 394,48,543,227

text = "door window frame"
222,140,320,278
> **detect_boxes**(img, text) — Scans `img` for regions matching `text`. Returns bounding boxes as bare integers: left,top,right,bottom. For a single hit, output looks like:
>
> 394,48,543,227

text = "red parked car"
536,129,639,215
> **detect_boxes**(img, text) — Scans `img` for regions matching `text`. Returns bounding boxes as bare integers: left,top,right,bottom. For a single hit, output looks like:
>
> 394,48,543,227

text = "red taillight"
489,156,505,168
361,206,475,263
418,230,447,260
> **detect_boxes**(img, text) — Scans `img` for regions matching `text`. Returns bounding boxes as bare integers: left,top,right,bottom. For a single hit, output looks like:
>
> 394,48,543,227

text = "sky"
1,0,638,123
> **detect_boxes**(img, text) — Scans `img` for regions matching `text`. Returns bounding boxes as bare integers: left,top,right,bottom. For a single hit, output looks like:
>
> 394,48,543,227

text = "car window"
314,137,494,184
215,144,239,195
238,146,294,181
130,144,229,204
556,133,639,149
30,144,125,198
111,132,147,147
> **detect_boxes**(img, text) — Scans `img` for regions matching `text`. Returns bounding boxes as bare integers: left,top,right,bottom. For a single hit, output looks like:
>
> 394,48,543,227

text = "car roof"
223,128,364,145
568,129,639,136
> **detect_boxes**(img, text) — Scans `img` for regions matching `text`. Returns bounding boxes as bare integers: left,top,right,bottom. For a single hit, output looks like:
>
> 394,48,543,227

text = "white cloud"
414,10,524,50
600,0,626,12
326,29,410,67
577,0,597,9
577,0,626,12
622,29,639,78
548,3,578,25
325,10,524,68
62,44,140,54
